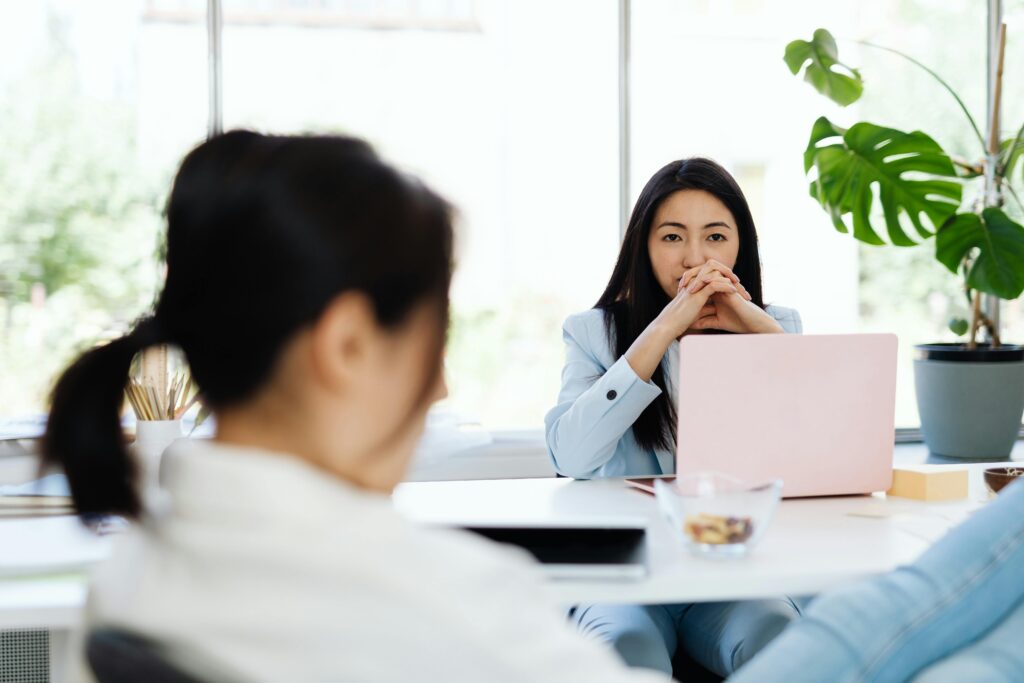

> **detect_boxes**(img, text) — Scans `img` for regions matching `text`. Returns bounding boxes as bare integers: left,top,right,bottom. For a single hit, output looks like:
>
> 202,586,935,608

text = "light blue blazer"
544,305,802,479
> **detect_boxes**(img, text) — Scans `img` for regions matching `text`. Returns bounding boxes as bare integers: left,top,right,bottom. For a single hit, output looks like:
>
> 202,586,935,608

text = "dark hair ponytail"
42,319,168,517
43,131,453,519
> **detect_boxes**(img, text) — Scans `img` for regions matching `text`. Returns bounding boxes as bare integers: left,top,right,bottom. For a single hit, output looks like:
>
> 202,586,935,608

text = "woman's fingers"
684,260,742,291
680,266,702,290
664,280,732,336
735,280,752,301
690,304,727,329
689,315,716,330
706,259,740,285
715,276,750,301
710,266,742,290
688,274,738,297
681,265,713,290
686,270,750,301
708,280,738,297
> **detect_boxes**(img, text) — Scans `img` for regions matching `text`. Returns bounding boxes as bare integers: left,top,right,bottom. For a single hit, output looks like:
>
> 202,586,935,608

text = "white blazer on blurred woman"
85,439,667,683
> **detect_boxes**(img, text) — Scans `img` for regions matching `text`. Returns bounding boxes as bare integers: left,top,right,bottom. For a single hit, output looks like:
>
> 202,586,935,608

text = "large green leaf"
936,208,1024,299
804,116,962,246
784,29,863,107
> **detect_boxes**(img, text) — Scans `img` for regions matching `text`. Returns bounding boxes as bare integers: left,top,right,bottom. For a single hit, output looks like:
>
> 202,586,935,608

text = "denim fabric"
909,598,1024,683
729,478,1024,683
571,598,803,677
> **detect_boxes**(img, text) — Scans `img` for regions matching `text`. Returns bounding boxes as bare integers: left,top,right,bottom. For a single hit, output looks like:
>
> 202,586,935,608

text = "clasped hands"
662,260,782,336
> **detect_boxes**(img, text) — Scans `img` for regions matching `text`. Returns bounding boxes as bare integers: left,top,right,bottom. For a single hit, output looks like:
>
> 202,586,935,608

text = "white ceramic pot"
133,419,183,491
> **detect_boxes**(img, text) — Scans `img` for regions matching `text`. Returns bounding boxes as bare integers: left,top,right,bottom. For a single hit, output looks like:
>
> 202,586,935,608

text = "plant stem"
980,311,1003,346
857,40,987,153
988,25,1006,156
968,289,982,350
976,24,1007,349
951,156,984,176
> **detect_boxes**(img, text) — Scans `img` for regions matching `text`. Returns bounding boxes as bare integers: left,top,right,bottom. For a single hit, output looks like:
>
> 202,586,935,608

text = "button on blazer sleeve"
544,312,662,479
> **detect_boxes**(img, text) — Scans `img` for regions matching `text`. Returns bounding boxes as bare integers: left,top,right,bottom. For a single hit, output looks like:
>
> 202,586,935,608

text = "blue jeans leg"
570,603,677,674
908,592,1024,683
728,478,1024,683
671,597,803,677
569,598,802,677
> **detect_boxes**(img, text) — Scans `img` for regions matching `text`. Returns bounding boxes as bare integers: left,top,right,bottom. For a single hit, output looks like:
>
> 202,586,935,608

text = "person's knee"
572,604,675,675
728,599,802,671
612,627,674,674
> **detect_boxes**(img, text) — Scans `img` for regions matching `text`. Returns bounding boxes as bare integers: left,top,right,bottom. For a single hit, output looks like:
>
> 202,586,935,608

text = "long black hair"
595,157,765,453
43,131,454,518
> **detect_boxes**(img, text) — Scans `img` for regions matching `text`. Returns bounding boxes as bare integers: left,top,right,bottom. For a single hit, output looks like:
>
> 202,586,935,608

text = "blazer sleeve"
769,305,803,334
544,314,662,479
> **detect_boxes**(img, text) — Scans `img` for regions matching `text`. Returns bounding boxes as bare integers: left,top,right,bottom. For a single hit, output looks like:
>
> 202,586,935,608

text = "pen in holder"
125,345,200,492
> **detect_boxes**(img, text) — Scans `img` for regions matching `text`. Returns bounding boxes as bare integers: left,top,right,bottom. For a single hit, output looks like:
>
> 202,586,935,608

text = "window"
988,1,1024,343
218,0,620,427
146,0,478,30
0,1,206,415
4,0,1019,434
631,0,1000,429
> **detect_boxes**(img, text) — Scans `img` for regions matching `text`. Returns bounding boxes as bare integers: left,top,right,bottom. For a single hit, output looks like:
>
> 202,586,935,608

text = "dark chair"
87,629,208,683
672,650,726,682
86,625,723,682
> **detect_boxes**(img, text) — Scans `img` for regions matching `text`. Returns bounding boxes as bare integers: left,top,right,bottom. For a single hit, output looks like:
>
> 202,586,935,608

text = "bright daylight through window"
1,0,1022,432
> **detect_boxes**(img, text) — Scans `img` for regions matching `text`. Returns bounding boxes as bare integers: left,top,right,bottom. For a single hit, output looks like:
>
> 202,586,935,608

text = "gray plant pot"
914,344,1024,459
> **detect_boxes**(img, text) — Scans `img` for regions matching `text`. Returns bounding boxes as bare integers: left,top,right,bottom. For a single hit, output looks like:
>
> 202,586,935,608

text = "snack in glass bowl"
684,513,755,545
656,472,782,558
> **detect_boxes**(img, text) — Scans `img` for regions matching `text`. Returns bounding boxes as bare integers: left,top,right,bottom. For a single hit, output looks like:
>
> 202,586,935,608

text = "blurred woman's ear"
307,292,379,396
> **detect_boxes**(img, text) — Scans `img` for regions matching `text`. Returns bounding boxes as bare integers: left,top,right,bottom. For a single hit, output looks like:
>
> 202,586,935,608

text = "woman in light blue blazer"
546,158,803,677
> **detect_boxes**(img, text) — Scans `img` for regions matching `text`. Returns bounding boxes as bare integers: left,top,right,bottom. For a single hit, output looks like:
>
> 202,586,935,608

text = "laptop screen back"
675,333,897,497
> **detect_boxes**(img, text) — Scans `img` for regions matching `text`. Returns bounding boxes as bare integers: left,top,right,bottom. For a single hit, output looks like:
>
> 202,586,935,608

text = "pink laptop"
673,333,897,498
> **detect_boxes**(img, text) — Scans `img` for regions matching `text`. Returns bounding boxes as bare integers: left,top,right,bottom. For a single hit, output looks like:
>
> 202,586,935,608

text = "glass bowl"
655,473,782,558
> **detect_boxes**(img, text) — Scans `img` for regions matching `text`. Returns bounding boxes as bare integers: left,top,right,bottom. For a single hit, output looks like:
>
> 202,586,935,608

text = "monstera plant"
786,27,1024,459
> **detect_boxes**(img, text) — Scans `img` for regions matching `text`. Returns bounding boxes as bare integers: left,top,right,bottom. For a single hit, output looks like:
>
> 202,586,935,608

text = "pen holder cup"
132,419,183,492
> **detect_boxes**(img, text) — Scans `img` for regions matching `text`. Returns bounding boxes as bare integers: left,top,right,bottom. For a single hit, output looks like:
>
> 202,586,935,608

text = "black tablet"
462,524,648,580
